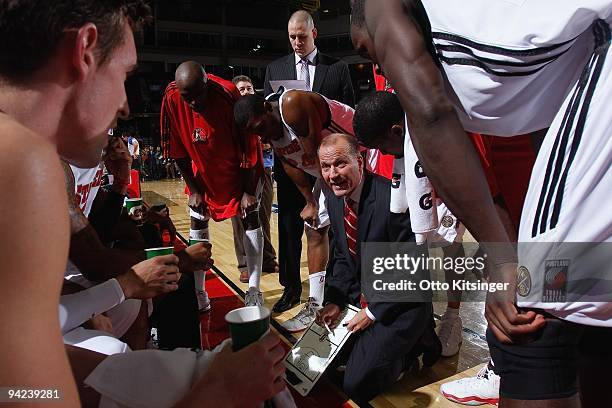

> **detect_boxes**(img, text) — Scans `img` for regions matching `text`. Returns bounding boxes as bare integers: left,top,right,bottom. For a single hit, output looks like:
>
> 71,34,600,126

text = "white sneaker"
440,363,500,406
147,327,159,349
438,310,463,357
197,290,211,312
245,287,264,307
280,297,320,332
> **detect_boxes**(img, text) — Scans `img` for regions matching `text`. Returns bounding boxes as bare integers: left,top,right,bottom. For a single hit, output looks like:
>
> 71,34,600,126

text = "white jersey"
516,19,612,327
274,90,354,177
422,0,612,135
71,163,105,217
416,2,612,325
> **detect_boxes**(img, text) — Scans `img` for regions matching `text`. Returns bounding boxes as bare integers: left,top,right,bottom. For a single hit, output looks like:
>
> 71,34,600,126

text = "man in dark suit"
264,10,355,313
315,133,440,404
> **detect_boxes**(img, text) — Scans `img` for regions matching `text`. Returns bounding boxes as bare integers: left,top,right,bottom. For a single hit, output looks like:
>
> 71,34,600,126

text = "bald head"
288,10,317,58
289,10,314,30
175,61,207,89
175,61,209,111
318,134,363,198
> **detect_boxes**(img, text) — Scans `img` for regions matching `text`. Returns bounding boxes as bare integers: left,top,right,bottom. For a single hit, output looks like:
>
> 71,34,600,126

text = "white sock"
309,271,326,306
194,270,206,294
190,228,210,240
244,228,263,290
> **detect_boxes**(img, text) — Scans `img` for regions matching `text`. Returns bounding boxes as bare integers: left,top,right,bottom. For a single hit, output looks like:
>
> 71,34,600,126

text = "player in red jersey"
161,61,265,307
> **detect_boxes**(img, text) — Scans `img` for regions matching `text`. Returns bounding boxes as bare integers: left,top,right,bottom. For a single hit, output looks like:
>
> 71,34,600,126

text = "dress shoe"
263,261,279,274
272,290,300,313
239,271,248,283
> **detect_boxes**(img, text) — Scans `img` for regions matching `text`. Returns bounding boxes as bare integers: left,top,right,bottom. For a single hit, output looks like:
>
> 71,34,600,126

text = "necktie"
344,198,358,260
300,59,311,91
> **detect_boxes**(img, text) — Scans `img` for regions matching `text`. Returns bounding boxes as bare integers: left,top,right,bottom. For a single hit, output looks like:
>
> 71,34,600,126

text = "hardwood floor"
142,178,495,407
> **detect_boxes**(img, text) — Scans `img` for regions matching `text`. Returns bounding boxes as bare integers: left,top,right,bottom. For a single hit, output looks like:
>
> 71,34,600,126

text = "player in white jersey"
234,89,359,332
351,0,611,405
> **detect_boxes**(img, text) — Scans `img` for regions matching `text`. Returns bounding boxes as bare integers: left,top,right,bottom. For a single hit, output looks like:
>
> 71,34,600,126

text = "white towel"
85,340,296,408
390,157,409,214
402,117,438,243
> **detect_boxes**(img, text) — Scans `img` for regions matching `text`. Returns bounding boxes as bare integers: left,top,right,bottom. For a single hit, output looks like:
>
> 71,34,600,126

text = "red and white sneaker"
440,363,499,406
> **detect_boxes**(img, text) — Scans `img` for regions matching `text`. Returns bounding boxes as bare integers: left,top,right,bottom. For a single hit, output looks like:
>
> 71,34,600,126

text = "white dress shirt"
295,48,317,90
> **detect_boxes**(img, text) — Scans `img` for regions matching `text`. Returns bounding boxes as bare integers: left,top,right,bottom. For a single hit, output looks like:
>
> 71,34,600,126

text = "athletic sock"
309,271,326,306
194,270,206,294
244,228,263,290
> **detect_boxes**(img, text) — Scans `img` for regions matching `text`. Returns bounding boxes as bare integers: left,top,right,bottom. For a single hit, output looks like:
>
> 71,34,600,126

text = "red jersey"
372,68,397,179
160,74,263,221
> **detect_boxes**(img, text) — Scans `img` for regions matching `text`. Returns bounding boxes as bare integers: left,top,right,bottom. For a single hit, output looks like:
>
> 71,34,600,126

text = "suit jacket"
263,51,355,107
324,172,423,324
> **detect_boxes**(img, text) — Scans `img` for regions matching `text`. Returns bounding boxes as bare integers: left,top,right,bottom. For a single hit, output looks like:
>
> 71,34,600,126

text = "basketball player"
161,61,266,307
351,0,611,406
234,89,356,332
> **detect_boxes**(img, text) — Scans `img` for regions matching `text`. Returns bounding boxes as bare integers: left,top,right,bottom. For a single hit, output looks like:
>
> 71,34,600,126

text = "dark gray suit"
324,172,439,403
264,51,354,301
263,52,355,106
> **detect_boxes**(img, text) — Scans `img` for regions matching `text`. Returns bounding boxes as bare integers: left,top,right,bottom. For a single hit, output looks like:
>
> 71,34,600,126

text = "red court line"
200,270,353,408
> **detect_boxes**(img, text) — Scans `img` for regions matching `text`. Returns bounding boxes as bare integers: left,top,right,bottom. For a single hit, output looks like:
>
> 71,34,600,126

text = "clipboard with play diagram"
284,304,359,396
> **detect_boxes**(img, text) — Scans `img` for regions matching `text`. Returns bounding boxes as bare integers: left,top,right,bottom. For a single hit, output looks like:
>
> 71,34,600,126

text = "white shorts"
304,178,330,230
517,19,612,326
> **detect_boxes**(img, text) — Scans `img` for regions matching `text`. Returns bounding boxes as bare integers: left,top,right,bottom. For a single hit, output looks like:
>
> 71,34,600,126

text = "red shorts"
468,133,537,230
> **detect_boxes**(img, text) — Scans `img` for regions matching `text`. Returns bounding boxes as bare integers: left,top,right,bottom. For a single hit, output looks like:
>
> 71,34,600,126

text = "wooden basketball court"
142,178,495,407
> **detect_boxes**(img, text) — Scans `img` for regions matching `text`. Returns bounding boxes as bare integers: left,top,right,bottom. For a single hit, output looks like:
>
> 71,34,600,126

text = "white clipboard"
284,304,360,396
269,80,309,93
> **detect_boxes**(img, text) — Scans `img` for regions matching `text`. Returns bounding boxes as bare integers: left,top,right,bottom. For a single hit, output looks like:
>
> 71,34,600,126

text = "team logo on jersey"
419,192,433,211
414,161,426,178
193,128,208,144
441,215,455,228
542,259,569,302
517,266,531,297
391,173,402,188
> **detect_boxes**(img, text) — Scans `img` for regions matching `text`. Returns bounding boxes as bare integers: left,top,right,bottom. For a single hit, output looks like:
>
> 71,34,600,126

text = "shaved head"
287,10,317,58
175,61,209,111
175,61,207,90
288,10,314,30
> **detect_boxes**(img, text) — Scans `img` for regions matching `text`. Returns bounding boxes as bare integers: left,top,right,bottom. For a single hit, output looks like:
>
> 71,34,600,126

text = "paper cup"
125,198,143,212
144,246,174,259
225,306,271,351
189,238,210,246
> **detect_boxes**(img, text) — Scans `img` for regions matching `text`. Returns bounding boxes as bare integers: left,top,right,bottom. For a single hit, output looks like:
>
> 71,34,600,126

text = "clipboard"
284,304,360,396
269,80,309,93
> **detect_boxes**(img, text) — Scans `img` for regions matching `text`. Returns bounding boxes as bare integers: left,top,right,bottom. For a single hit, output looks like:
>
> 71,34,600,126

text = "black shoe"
272,290,300,313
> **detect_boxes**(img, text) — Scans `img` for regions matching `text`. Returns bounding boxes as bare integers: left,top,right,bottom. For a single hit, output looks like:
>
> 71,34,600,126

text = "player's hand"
188,193,204,212
345,308,374,333
316,303,342,328
485,262,546,344
187,332,286,407
300,201,319,227
103,136,132,182
84,313,114,335
240,192,258,218
117,254,181,299
177,242,213,272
